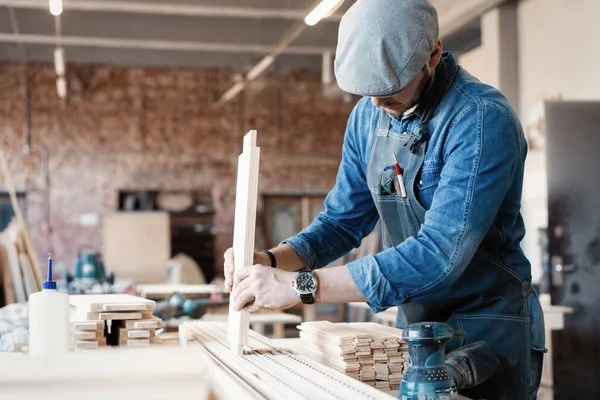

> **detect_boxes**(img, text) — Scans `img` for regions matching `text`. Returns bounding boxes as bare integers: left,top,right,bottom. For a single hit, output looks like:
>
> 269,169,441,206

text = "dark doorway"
545,101,600,399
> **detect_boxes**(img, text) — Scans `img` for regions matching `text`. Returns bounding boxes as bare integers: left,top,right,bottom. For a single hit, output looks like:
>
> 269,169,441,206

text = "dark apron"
366,62,532,399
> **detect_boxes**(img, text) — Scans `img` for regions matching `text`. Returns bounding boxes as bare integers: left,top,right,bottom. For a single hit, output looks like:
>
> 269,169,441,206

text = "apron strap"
376,109,391,137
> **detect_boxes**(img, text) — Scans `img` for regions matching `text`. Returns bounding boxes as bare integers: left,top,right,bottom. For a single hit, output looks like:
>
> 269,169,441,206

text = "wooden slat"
124,317,162,329
70,294,156,312
0,242,15,303
2,233,25,302
0,152,42,292
228,130,261,355
87,311,146,320
71,320,104,331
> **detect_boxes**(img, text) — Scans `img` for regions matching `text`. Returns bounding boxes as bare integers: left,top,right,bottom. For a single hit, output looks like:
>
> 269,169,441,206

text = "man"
224,1,546,399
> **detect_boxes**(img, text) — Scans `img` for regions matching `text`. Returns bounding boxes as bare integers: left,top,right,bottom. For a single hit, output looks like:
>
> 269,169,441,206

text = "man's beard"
405,68,434,110
383,68,435,115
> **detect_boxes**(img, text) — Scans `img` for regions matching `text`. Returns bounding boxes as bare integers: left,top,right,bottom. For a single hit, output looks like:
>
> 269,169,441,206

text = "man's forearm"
314,265,366,303
260,245,366,303
266,244,306,272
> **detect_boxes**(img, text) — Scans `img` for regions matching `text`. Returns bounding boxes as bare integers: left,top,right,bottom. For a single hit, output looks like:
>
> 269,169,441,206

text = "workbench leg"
252,323,265,336
273,323,285,339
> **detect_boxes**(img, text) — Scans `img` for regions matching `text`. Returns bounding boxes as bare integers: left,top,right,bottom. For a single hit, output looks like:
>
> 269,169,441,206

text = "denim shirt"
283,53,539,331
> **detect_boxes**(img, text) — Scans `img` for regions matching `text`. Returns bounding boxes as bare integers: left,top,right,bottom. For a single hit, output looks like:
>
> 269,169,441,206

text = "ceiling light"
305,0,345,26
56,76,67,99
49,0,63,16
54,47,65,76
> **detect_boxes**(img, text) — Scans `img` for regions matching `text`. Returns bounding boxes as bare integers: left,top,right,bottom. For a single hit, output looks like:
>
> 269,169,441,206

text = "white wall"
458,0,600,283
518,0,600,116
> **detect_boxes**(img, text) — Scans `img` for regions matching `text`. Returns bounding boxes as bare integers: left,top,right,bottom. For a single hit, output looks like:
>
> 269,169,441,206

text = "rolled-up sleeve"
346,101,523,312
282,98,380,269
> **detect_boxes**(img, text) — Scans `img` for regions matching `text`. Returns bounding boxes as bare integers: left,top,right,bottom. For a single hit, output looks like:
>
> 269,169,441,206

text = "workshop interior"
0,1,597,399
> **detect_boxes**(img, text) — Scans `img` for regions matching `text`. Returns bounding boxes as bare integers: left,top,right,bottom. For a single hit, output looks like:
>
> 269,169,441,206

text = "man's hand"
223,248,270,292
231,265,300,312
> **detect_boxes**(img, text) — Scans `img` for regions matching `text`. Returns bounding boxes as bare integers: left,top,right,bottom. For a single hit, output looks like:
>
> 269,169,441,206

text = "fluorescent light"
246,55,275,81
49,0,63,16
305,0,344,26
219,81,245,104
54,47,65,76
56,76,67,99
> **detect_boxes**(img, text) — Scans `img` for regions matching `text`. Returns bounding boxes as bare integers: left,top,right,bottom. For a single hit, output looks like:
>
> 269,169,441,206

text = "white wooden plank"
69,294,156,312
228,130,261,355
137,283,223,298
124,317,162,329
119,339,152,347
120,328,155,338
73,330,104,340
87,311,144,320
71,320,104,331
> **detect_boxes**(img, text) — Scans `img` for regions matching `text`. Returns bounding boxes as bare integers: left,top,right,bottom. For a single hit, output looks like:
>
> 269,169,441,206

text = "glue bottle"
28,253,70,356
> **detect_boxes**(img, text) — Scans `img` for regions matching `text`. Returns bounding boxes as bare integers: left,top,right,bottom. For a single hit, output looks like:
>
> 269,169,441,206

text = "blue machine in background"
66,247,115,294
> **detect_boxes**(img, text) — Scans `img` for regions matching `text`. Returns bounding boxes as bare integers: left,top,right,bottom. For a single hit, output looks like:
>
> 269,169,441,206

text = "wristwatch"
292,269,318,304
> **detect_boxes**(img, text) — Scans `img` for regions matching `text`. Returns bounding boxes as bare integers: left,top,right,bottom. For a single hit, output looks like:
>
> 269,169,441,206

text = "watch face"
295,272,316,295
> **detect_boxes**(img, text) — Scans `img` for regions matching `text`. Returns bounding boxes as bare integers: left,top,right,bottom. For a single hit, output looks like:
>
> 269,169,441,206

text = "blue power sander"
400,322,462,400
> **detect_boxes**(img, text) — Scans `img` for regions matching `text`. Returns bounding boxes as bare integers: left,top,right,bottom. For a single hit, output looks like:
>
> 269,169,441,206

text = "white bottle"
28,253,70,357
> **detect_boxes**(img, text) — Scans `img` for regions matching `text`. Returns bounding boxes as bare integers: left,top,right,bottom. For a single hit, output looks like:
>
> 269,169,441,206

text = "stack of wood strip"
69,294,160,350
182,320,395,400
297,321,409,394
71,320,106,350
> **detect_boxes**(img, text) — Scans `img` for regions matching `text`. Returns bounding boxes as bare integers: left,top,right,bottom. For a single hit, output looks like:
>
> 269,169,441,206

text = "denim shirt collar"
393,52,459,122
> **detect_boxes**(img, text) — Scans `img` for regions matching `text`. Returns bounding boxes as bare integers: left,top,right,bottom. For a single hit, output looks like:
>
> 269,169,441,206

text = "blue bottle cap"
43,253,57,290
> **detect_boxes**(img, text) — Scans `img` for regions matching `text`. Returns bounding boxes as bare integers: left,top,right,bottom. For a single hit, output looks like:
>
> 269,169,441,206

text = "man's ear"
428,40,443,69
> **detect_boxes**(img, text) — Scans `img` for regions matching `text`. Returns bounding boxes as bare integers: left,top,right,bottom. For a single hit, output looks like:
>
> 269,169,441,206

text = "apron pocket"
375,194,406,246
396,197,421,239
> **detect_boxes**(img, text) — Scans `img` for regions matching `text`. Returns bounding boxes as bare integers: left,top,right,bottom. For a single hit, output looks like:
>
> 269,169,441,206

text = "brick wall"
0,61,355,280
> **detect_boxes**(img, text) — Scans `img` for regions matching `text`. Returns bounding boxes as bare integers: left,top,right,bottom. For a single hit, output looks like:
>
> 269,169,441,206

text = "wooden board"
70,294,156,311
119,328,156,339
228,130,261,355
118,339,154,347
137,284,224,299
124,317,162,329
0,345,211,399
73,330,104,340
71,321,104,331
102,212,171,284
86,311,146,321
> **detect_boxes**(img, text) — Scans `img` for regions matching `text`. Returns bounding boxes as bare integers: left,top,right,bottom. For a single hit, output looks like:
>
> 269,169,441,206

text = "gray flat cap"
334,0,439,98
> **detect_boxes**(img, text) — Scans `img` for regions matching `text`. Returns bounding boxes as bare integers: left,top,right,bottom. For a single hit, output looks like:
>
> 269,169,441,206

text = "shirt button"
419,180,423,185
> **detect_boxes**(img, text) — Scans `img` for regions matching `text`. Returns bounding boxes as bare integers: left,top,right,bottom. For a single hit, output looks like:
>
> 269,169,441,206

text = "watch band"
260,249,277,268
300,293,315,304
